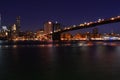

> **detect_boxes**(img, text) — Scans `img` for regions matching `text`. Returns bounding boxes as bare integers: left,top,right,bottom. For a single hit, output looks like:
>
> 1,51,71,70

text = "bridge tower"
52,22,61,41
52,32,61,41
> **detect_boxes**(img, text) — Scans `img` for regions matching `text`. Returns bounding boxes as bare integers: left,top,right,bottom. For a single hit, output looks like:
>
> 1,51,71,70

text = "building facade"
44,21,61,40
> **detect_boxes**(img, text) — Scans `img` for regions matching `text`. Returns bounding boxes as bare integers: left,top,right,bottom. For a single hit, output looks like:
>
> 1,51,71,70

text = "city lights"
0,16,120,41
48,21,52,24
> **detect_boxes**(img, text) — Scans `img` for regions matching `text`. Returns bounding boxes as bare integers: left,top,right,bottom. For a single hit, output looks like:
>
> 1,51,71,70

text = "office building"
44,21,53,34
16,16,21,35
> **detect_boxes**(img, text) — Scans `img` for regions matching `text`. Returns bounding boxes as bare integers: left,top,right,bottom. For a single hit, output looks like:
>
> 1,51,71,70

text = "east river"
0,41,120,80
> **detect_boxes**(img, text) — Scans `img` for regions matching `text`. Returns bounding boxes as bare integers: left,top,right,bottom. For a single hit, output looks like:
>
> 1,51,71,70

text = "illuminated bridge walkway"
51,16,120,40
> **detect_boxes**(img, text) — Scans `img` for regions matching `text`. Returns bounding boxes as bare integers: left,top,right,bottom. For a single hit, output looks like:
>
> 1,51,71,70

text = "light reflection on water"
0,41,120,80
0,41,120,48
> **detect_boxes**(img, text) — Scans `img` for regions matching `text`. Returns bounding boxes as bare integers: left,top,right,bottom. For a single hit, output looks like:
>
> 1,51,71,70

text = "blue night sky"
0,0,120,34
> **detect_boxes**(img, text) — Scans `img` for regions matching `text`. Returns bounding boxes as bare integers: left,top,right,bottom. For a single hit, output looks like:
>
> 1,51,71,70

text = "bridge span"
51,16,120,40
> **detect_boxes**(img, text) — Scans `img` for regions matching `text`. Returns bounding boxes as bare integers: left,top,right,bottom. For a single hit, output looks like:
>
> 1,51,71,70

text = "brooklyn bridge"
51,16,120,40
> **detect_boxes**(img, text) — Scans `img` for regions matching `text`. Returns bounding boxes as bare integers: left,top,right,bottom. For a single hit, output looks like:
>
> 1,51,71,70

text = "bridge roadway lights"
52,33,61,41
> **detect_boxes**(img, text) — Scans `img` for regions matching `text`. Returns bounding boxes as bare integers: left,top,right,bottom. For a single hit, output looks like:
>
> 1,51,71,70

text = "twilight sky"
0,0,120,33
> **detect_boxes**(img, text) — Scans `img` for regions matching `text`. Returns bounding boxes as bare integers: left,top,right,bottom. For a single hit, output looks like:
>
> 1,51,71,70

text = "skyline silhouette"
0,0,120,33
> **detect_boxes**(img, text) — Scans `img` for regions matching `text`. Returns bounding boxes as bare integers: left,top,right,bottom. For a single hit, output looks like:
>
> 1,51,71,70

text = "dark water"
0,41,120,80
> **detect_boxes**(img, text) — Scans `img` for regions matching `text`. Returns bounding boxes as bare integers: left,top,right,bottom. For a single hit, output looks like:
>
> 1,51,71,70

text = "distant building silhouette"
92,28,98,34
53,21,61,31
16,16,21,36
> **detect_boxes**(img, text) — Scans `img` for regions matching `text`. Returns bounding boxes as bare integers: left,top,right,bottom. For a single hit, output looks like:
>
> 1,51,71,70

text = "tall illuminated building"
44,21,61,34
44,21,61,40
8,16,20,40
0,14,1,29
8,24,17,39
44,21,53,40
16,16,21,35
44,21,53,34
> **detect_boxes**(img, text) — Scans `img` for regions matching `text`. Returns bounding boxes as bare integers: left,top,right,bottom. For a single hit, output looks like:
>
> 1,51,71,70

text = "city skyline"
0,0,120,33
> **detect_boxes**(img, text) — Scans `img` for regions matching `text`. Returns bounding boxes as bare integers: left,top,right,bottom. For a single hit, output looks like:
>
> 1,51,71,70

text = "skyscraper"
16,16,21,35
44,21,53,34
44,21,53,40
44,21,61,40
44,21,61,34
8,16,21,40
0,14,1,29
